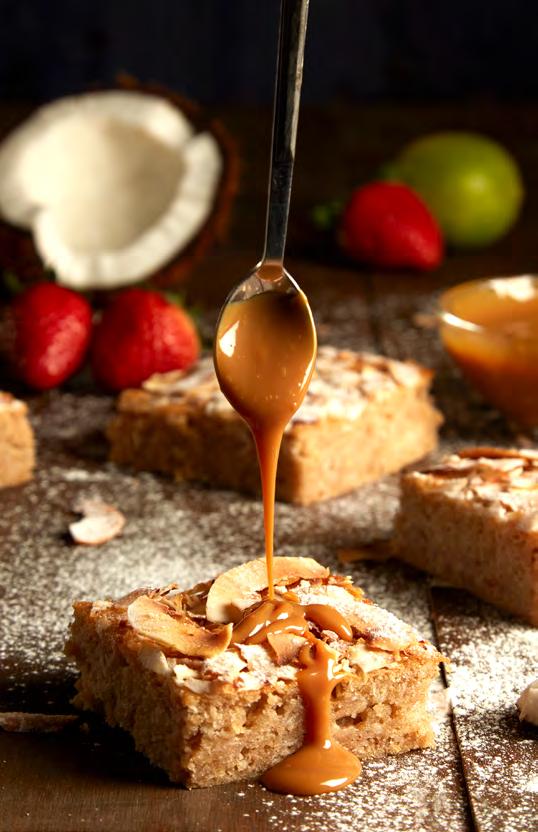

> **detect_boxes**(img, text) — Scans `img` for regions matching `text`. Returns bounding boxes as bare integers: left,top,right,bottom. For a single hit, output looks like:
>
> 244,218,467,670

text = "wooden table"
1,103,537,832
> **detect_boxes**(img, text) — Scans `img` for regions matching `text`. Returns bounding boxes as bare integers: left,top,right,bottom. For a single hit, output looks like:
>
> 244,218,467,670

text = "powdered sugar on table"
0,388,536,832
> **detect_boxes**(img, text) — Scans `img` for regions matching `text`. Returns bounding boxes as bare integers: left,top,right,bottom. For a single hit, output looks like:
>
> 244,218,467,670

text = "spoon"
216,0,313,311
214,0,317,592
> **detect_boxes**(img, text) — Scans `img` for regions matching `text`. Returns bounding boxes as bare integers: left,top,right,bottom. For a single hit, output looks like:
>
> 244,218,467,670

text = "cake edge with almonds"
394,447,538,625
106,346,443,505
0,392,35,488
65,557,445,788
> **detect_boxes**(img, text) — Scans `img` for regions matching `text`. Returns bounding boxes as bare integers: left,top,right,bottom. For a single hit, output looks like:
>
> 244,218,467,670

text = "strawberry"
6,283,92,390
340,182,443,270
91,289,200,391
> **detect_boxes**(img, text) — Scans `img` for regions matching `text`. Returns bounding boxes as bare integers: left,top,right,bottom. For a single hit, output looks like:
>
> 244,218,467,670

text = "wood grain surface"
1,103,538,832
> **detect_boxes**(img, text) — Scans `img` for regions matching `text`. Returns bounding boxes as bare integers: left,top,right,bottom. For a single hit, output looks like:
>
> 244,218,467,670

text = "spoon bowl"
214,262,317,433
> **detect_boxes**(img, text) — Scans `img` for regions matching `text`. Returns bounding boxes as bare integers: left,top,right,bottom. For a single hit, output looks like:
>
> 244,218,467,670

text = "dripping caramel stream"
215,285,316,596
215,280,362,794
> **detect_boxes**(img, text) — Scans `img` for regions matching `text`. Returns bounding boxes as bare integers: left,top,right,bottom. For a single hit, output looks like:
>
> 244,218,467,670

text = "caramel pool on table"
440,276,538,427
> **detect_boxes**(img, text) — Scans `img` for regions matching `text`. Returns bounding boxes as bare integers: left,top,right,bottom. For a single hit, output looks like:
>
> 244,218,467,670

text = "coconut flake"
127,595,232,658
517,679,538,725
205,556,329,623
347,642,396,674
137,645,171,676
184,678,212,694
69,498,126,545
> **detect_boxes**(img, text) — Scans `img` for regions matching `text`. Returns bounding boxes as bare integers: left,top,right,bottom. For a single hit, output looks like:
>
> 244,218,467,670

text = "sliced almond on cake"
347,642,395,674
205,557,329,623
127,595,232,657
267,632,306,665
458,447,538,462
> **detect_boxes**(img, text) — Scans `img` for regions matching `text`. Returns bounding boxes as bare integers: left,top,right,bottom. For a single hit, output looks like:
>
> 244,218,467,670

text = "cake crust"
66,559,444,788
107,347,442,504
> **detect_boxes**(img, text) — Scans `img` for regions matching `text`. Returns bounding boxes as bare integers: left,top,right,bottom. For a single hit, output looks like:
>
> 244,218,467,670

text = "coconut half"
0,86,237,289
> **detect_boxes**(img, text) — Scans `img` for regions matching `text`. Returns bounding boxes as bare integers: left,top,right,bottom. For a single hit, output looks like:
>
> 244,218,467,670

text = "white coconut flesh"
0,91,223,289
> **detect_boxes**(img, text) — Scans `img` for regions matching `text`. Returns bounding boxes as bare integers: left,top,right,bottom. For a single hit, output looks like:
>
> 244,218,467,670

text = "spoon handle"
263,0,310,265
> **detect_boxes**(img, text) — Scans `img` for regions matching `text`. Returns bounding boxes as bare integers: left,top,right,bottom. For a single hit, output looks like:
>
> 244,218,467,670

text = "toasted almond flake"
477,459,526,476
137,645,171,676
236,672,266,691
0,712,78,733
420,462,476,479
205,556,329,623
184,678,212,694
69,498,126,545
172,663,199,683
182,587,212,616
159,591,184,613
267,632,306,665
510,478,538,491
114,588,153,606
347,642,395,674
236,642,298,683
127,594,232,658
517,679,538,725
469,483,505,503
238,643,276,674
202,650,247,681
69,513,125,545
458,446,538,462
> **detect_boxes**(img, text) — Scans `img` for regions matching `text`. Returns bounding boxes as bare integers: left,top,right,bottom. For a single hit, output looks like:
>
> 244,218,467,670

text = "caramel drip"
233,598,361,794
231,598,353,646
262,640,361,795
215,288,316,599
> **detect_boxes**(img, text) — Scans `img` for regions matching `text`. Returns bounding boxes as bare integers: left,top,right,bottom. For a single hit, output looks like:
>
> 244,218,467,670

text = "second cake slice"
107,346,442,504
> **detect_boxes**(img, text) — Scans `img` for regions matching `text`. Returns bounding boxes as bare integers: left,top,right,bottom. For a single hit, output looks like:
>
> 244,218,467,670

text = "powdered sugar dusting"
229,718,467,832
432,591,538,832
1,388,536,830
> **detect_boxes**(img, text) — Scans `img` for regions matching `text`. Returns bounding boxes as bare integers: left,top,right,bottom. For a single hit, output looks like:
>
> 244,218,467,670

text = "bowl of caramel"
439,275,538,427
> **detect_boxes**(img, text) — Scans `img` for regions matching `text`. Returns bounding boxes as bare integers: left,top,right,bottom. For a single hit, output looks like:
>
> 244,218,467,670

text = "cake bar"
394,448,538,625
0,392,34,488
66,557,444,788
107,346,442,504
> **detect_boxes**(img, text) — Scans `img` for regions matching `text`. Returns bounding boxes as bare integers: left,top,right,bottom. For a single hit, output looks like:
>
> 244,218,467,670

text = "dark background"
2,0,538,105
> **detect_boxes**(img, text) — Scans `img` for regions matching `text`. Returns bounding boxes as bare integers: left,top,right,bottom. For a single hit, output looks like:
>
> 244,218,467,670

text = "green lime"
388,132,524,248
